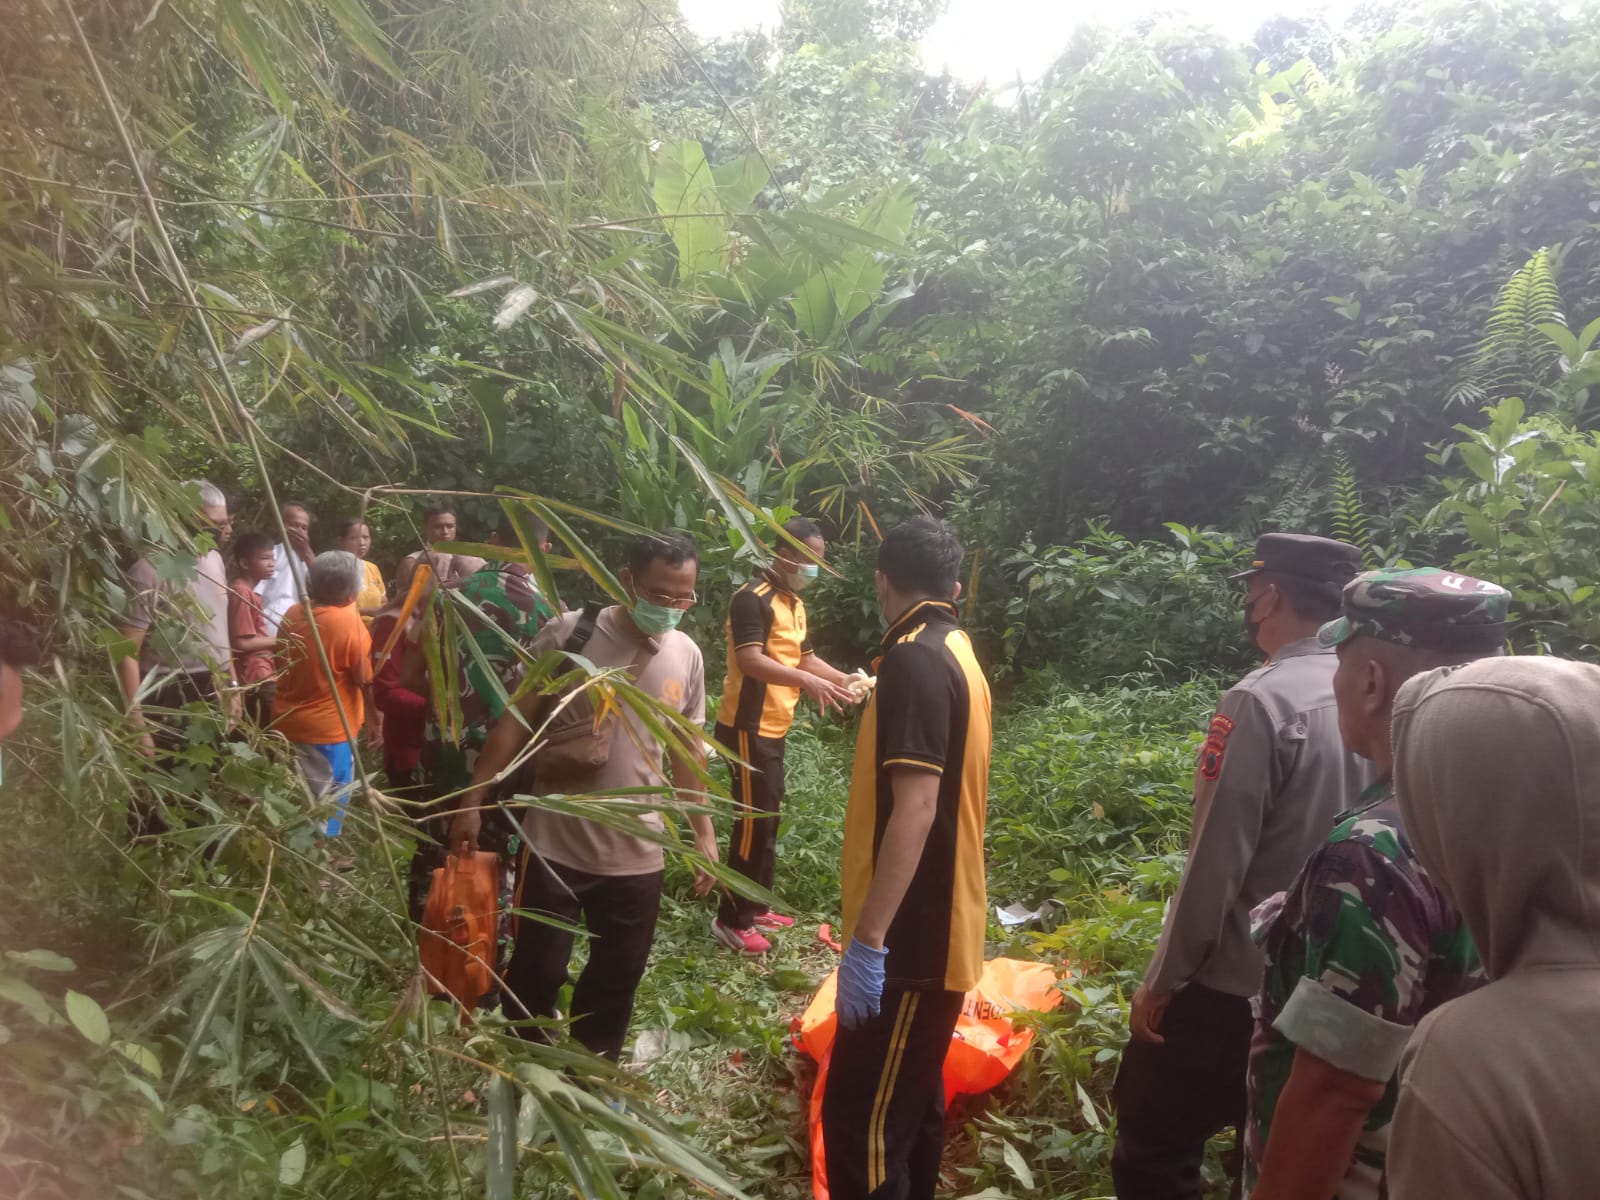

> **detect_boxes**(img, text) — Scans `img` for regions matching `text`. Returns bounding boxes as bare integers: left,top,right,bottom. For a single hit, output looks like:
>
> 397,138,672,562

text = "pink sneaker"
710,918,771,955
754,911,796,930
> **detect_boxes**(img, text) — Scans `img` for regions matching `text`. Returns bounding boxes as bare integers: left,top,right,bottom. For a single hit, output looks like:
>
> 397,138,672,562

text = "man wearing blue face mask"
451,531,719,1060
710,517,858,955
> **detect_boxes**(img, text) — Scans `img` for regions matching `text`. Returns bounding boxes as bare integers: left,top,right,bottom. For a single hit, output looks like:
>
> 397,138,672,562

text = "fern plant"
1328,448,1373,563
1449,247,1566,406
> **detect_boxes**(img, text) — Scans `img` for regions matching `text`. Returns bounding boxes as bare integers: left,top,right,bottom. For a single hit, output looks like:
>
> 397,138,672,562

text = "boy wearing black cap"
1112,533,1374,1200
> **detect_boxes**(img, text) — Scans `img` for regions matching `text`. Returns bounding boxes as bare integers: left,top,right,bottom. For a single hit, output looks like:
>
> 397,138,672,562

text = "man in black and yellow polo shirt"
711,517,858,955
823,515,992,1200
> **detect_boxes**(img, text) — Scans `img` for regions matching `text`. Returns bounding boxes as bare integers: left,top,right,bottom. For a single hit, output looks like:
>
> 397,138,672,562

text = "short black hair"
232,531,275,563
421,504,456,524
780,516,823,544
878,515,963,598
339,515,369,538
628,530,698,575
1262,572,1342,623
0,619,39,671
282,500,311,517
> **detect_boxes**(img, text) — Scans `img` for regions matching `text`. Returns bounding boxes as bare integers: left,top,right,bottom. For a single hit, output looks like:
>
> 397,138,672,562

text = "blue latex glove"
836,938,889,1030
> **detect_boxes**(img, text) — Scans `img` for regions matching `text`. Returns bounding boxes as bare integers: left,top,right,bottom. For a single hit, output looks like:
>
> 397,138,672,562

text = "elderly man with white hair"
271,550,373,839
116,480,235,769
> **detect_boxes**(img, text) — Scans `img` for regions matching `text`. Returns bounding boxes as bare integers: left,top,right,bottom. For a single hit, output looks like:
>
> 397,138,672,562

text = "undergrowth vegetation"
1,673,1210,1198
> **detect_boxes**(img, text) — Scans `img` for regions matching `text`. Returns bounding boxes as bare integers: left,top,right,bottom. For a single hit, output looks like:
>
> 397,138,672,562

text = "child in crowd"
228,532,279,728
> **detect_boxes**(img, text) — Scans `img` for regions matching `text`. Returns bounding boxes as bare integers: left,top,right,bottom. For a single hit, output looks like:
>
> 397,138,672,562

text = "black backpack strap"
563,603,604,657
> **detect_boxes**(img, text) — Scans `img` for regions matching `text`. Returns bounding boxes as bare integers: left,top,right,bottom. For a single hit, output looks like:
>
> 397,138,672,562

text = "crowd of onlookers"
111,485,517,855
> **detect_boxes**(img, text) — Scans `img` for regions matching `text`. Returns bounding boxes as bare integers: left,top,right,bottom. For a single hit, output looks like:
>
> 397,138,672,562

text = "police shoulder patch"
1199,713,1234,781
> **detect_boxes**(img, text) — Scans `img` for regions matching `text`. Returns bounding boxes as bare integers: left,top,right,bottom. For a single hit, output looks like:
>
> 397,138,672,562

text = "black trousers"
1110,983,1253,1200
821,986,964,1200
715,722,787,929
500,850,663,1061
132,670,218,838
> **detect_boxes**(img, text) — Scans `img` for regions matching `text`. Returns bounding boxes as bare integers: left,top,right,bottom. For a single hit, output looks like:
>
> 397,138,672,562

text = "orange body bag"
419,847,500,1010
792,957,1067,1200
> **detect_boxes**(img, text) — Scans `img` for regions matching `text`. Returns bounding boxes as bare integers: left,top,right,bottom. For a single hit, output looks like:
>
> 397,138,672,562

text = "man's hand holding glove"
836,938,889,1030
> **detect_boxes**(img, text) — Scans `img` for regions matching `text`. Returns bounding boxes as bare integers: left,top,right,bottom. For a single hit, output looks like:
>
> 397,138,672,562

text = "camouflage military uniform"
1243,565,1510,1199
424,560,554,795
408,560,554,926
1244,781,1483,1198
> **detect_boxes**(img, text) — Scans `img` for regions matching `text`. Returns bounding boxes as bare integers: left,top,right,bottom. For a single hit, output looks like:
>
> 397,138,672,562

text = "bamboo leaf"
524,501,627,605
217,0,293,113
448,274,517,298
318,0,403,79
248,945,333,1083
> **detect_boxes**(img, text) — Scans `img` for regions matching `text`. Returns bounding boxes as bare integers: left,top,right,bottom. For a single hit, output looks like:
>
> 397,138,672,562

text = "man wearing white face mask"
711,517,858,955
450,531,719,1060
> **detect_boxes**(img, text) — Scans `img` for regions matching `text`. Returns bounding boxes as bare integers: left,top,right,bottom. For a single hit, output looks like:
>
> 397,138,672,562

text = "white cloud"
677,0,1355,84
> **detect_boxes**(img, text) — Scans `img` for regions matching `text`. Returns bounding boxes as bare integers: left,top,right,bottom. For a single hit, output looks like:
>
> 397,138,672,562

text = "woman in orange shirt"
272,550,372,838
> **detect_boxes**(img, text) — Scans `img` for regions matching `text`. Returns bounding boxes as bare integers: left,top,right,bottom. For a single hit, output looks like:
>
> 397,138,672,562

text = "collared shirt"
1145,636,1375,997
124,549,232,678
1244,781,1483,1199
522,607,706,877
715,570,813,738
841,599,992,993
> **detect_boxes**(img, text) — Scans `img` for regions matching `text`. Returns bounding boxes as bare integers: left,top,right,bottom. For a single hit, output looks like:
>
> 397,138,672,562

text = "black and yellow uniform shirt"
714,571,813,738
840,599,992,993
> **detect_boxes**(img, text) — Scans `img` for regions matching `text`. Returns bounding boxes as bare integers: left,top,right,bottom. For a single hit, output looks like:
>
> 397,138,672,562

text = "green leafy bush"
998,525,1250,681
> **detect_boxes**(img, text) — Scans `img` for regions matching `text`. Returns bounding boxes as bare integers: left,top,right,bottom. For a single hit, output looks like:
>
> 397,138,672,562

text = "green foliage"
998,525,1250,681
1430,395,1600,653
1328,449,1373,562
1452,246,1567,408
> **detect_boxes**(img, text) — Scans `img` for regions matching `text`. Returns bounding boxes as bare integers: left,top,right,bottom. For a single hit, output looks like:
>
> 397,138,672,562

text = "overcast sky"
677,0,1356,84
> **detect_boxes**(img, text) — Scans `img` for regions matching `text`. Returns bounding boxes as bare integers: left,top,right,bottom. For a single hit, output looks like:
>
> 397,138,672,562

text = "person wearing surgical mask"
450,530,718,1060
710,517,859,956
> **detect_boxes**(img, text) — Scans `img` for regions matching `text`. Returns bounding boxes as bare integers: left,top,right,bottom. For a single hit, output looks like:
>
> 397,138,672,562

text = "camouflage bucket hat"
1318,567,1511,653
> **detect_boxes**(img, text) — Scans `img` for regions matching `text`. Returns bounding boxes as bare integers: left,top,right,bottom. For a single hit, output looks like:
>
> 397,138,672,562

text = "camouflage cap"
1317,567,1511,653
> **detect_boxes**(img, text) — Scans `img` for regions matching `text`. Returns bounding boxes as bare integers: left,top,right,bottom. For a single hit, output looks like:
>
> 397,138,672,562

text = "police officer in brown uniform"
1111,533,1373,1200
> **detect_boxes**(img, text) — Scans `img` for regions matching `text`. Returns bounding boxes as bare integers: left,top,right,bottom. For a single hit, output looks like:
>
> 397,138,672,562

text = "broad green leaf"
0,976,53,1025
115,1041,163,1079
65,989,110,1046
486,1074,517,1200
652,140,726,278
1002,1139,1035,1190
790,185,915,342
6,949,76,972
1076,1080,1105,1130
711,154,770,212
278,1136,306,1186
